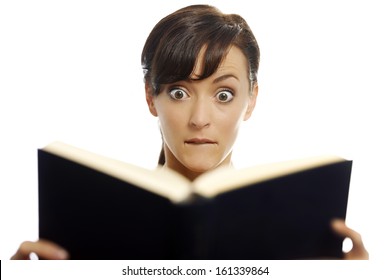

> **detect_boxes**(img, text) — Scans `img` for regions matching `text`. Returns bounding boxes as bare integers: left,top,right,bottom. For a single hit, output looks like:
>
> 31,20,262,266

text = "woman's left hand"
331,219,369,260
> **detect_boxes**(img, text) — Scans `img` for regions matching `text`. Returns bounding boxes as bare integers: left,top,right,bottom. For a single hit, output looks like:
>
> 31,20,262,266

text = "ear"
145,82,158,117
243,83,259,121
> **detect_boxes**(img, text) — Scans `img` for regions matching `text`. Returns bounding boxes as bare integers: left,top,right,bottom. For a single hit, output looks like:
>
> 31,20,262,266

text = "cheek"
156,105,187,135
221,102,248,127
218,103,249,143
217,110,244,142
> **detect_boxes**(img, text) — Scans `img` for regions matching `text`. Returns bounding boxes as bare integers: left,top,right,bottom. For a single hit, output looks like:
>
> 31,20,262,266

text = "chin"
184,159,221,174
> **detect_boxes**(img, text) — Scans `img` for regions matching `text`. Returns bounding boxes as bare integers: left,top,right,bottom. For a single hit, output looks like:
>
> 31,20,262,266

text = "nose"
189,96,211,129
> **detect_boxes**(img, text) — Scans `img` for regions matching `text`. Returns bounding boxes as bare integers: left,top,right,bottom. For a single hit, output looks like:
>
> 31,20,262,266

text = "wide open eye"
168,88,190,100
216,90,234,103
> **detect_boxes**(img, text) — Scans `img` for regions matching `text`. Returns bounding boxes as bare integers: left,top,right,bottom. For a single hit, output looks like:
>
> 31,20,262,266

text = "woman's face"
146,46,258,178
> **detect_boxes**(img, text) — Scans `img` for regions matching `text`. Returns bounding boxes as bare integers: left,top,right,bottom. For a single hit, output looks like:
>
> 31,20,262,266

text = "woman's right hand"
11,239,69,260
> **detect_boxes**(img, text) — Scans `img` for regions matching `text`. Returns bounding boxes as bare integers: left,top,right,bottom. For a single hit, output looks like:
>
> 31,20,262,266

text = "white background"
1,0,389,264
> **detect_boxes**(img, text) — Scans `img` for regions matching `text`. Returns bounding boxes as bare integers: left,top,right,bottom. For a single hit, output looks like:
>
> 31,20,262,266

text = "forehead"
191,45,249,80
219,46,248,73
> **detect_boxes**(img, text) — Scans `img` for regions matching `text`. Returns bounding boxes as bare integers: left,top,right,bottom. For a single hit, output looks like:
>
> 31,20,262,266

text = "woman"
11,4,368,260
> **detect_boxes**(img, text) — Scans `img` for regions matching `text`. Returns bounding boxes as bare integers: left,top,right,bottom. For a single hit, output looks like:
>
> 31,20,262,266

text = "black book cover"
202,160,351,259
39,150,177,259
38,149,351,259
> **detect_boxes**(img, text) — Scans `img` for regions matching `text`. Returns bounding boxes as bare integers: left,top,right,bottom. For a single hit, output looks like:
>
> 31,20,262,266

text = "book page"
192,155,347,198
43,142,192,203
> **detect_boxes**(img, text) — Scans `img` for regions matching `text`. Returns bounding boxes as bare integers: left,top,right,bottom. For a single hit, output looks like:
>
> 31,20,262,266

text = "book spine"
172,195,216,259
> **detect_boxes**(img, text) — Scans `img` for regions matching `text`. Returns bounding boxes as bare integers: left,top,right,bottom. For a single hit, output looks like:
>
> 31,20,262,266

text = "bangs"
153,25,240,84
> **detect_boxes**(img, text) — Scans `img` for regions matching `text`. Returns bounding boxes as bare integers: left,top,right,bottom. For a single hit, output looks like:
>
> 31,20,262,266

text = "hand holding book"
331,219,369,260
11,239,69,260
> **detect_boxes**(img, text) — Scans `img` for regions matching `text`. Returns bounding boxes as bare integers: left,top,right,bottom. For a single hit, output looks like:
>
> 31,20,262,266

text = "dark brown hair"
141,5,260,165
142,4,260,94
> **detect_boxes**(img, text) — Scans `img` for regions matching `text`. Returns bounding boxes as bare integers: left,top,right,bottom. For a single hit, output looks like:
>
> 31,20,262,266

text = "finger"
11,240,69,260
331,219,364,246
10,245,30,260
331,219,369,259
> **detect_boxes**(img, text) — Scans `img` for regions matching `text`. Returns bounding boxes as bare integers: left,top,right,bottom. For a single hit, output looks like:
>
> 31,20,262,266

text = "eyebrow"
212,74,240,84
186,73,240,84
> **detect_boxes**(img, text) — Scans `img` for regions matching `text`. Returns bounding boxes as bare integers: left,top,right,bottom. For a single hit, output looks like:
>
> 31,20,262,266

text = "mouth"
185,138,217,145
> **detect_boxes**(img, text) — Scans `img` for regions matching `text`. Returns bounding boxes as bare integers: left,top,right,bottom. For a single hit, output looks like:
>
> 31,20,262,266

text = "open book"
38,141,352,260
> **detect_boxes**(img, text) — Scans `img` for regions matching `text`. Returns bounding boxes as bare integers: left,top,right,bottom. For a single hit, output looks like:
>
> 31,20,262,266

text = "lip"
185,138,217,145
